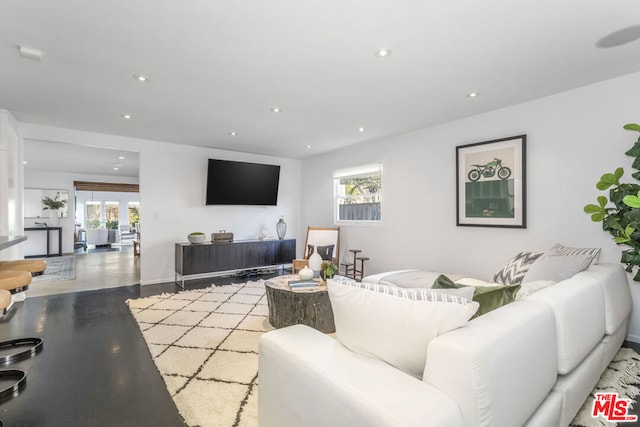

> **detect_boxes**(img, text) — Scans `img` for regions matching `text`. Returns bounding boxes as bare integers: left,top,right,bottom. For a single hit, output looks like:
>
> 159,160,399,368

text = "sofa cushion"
523,254,592,283
327,278,478,379
527,274,605,374
549,243,601,267
493,251,543,285
425,299,558,427
433,275,520,318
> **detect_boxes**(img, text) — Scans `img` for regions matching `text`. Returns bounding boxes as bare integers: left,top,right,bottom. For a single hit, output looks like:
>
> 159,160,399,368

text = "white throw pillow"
455,277,500,288
327,278,479,379
522,254,592,283
516,279,556,299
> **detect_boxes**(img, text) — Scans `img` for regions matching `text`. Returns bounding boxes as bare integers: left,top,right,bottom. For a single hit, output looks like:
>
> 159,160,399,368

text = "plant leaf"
584,204,603,213
598,195,608,208
591,213,605,222
597,181,613,190
623,123,640,132
623,194,640,208
625,141,640,158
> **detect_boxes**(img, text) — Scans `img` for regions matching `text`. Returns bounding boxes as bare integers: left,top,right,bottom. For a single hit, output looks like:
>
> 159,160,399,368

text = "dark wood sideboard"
175,239,296,288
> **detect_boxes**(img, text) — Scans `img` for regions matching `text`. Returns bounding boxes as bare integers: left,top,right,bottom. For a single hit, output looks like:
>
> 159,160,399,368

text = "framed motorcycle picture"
456,135,526,228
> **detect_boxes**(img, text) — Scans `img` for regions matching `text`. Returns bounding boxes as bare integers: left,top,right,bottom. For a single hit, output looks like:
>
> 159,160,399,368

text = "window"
128,202,140,226
85,201,101,229
105,201,119,229
333,163,383,223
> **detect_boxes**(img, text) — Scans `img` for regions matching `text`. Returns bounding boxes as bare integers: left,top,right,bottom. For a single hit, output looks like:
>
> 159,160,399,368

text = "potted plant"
320,261,337,281
42,193,67,216
584,123,640,280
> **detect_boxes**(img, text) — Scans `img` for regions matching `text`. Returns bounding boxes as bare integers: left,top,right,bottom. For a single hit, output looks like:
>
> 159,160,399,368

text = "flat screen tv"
206,159,281,206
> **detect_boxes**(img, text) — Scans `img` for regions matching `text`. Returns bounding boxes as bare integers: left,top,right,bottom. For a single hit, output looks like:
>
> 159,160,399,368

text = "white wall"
300,71,640,341
0,110,24,260
18,123,302,286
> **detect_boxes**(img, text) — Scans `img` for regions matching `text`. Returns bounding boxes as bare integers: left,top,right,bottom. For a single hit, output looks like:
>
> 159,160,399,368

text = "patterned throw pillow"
548,243,601,267
493,251,543,285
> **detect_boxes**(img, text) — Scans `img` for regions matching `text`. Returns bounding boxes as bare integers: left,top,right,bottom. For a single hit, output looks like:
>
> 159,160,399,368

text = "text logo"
592,392,638,422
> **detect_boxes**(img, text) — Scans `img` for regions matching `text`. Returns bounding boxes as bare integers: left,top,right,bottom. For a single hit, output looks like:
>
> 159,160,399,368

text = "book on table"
288,279,319,288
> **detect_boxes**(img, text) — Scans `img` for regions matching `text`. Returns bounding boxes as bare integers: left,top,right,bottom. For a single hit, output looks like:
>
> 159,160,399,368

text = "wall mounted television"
206,159,281,206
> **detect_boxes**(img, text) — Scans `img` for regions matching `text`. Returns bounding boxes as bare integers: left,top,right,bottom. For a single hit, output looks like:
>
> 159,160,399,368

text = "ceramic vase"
276,217,287,240
308,246,323,278
298,266,314,281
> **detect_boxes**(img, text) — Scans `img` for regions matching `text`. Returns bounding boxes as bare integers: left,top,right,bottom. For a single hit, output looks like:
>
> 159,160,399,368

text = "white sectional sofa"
258,263,632,427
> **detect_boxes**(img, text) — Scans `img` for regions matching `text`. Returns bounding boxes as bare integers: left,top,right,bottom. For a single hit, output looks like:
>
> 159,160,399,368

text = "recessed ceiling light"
466,92,479,98
133,74,150,82
122,114,132,120
113,167,119,171
229,131,238,136
118,156,125,160
306,144,312,149
271,107,282,113
23,161,28,165
596,25,640,48
358,127,365,132
19,46,43,61
375,48,391,57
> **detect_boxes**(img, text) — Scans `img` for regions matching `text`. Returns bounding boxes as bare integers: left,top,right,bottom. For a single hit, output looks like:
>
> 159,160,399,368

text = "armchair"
292,226,340,273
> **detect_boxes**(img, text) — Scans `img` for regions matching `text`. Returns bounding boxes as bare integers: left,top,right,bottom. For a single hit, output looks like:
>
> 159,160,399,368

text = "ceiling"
2,0,640,165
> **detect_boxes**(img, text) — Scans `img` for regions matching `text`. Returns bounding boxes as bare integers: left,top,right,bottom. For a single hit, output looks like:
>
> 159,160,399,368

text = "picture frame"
456,135,526,228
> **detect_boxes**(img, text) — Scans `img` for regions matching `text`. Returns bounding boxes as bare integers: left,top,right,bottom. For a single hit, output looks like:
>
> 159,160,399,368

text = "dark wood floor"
0,270,283,426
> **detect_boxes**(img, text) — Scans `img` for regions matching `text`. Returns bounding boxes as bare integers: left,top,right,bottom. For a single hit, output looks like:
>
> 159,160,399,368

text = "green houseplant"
42,194,66,211
584,123,640,280
320,261,337,280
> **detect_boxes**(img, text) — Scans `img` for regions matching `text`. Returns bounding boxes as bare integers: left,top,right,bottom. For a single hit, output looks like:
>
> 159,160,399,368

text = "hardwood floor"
0,266,284,426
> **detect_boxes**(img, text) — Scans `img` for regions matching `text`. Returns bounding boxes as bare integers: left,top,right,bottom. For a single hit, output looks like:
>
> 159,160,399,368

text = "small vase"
276,217,287,240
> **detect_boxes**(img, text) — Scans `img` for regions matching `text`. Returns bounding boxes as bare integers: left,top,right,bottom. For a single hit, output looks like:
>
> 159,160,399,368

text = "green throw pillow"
433,275,520,318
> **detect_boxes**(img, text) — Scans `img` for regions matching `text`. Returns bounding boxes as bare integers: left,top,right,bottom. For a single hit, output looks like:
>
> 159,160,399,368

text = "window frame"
333,163,383,226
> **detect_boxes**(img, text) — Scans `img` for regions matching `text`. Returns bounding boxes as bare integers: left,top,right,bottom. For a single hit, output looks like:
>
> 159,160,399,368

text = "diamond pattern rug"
127,280,273,427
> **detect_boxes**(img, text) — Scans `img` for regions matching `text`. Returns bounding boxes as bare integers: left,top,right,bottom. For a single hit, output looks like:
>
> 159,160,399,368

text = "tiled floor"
0,250,284,426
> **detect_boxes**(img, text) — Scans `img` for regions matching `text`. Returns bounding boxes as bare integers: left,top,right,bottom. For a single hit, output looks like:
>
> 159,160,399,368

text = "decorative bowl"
188,233,206,244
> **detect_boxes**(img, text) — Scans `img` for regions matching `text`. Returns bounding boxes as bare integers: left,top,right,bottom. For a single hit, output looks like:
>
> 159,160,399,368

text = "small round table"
265,275,335,333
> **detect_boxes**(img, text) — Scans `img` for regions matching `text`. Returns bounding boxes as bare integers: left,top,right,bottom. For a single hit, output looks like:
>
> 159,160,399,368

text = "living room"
1,1,640,426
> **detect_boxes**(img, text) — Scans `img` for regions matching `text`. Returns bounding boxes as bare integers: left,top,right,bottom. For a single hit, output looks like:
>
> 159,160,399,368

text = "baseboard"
626,333,640,344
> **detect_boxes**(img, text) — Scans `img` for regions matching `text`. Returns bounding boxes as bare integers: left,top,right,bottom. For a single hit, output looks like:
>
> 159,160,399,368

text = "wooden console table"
175,239,296,288
24,227,62,258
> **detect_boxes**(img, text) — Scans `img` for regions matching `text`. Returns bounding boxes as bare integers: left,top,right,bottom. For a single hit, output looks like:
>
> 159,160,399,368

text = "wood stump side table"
265,275,335,333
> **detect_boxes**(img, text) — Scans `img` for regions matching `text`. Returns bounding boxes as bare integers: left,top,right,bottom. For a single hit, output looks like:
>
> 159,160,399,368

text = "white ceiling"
2,0,640,169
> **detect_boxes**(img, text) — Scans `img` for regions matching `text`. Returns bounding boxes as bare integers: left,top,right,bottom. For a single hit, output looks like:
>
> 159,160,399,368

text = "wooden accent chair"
292,226,340,273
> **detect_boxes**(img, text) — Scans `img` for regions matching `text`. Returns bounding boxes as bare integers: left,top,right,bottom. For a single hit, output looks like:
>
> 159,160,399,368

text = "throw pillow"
327,278,478,379
516,280,556,299
522,254,592,283
433,275,521,318
548,243,601,267
316,244,335,261
492,251,543,285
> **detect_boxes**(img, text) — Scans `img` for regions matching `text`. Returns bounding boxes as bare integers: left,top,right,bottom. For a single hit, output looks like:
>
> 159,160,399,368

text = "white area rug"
128,281,640,427
32,256,75,282
127,280,274,427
